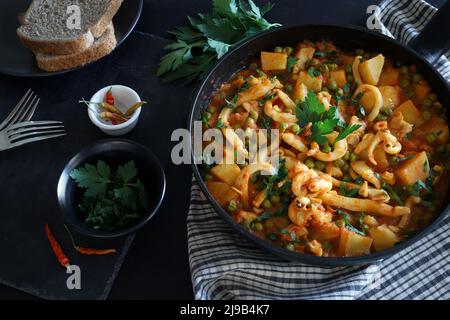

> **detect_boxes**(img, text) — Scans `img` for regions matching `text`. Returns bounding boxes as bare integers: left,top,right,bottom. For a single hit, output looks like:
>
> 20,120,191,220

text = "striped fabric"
187,0,450,300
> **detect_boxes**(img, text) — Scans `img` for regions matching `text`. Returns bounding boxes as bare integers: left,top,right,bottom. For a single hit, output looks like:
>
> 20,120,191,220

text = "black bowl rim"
57,138,166,238
189,23,450,266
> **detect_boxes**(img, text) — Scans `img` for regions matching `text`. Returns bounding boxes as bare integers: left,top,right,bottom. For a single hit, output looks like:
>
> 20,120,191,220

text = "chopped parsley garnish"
339,181,359,197
336,209,366,236
215,118,227,128
307,67,321,78
296,92,361,146
287,56,299,73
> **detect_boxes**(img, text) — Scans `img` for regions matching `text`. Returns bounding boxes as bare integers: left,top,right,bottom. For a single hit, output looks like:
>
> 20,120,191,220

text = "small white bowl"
87,85,142,136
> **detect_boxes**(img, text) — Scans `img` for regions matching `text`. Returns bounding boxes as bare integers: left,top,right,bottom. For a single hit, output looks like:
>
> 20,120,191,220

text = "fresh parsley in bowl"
57,139,166,238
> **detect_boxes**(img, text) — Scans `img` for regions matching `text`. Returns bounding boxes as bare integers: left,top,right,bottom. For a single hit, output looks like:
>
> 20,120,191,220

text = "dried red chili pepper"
64,225,116,256
105,87,115,106
45,224,70,268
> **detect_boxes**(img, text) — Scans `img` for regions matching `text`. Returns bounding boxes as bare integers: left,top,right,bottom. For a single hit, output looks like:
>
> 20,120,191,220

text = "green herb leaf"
334,124,361,144
69,160,111,198
287,56,298,73
117,161,138,183
158,0,281,83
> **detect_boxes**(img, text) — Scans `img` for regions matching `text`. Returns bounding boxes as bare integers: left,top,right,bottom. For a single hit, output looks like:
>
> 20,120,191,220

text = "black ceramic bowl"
57,139,166,238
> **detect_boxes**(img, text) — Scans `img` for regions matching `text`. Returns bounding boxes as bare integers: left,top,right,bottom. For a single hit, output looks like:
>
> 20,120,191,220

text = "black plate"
189,22,450,266
0,0,143,77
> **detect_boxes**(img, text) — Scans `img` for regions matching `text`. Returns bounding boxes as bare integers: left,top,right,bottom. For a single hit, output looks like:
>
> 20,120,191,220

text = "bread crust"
36,24,117,72
17,0,123,55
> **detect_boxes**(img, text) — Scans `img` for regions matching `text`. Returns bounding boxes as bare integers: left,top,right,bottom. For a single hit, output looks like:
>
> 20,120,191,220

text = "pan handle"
409,0,450,65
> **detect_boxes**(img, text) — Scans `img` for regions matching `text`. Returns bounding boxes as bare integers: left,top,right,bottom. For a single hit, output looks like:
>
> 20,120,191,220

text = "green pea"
262,199,272,209
315,161,325,171
203,111,212,120
279,122,289,133
285,84,293,93
343,151,350,161
207,105,217,113
283,46,293,55
426,134,436,144
305,158,315,169
355,49,364,56
205,173,214,181
347,74,354,83
233,124,241,130
227,201,237,212
376,114,387,121
336,88,344,96
246,117,255,127
344,64,352,74
350,153,359,162
422,110,432,120
404,88,414,98
400,79,410,88
334,158,345,168
412,74,422,83
400,66,409,74
254,222,264,231
308,58,320,67
270,195,280,204
322,87,330,93
286,243,295,251
343,174,352,182
428,92,438,102
274,46,283,53
322,144,332,153
327,79,338,91
291,123,301,134
249,110,258,121
422,99,433,108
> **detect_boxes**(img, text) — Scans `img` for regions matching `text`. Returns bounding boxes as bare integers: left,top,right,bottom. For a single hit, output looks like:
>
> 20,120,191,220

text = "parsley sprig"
296,92,361,146
69,161,150,231
157,0,281,83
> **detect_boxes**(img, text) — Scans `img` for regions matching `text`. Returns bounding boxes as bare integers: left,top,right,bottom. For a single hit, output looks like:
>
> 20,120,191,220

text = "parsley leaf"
69,160,111,198
158,0,281,83
340,182,359,197
334,124,361,144
287,56,298,73
307,67,321,78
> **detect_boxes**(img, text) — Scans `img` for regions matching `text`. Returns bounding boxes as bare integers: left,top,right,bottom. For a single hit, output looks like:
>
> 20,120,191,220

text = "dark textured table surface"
0,0,444,300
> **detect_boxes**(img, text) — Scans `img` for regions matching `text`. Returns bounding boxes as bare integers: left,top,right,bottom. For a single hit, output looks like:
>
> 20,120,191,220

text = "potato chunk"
413,84,431,106
330,70,347,88
297,71,323,92
294,47,315,71
379,86,402,109
205,181,239,206
261,51,287,71
394,151,430,186
395,100,424,127
210,164,241,185
369,225,398,251
339,228,373,256
359,54,385,85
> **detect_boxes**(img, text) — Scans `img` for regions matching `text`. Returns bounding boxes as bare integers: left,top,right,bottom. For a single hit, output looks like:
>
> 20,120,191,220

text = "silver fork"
0,89,40,131
0,121,66,151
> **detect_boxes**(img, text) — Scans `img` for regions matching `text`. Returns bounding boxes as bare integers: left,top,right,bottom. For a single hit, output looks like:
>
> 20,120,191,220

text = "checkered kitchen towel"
187,0,450,300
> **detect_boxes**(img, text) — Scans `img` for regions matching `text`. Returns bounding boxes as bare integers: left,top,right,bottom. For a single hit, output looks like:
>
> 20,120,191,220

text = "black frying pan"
189,2,450,266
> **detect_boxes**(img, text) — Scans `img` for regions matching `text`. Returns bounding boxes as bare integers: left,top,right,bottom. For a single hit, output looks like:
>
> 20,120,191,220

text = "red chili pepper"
64,225,116,256
45,224,70,268
105,87,115,106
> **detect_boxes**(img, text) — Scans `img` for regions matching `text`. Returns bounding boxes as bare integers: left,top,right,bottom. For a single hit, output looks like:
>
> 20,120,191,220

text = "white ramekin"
87,85,142,136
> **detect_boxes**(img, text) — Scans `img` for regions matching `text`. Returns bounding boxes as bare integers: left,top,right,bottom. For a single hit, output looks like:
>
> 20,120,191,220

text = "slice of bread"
17,0,123,55
35,23,117,72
